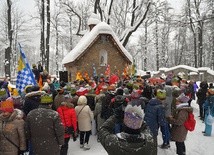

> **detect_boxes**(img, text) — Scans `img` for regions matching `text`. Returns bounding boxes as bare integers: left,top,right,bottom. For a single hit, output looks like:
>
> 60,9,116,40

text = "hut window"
100,50,107,66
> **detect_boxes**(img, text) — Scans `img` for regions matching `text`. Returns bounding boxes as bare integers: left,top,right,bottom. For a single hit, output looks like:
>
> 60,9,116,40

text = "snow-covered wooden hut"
62,14,132,81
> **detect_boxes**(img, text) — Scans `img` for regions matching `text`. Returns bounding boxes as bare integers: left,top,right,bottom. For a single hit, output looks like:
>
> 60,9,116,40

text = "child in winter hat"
177,93,190,103
0,99,14,113
176,93,190,108
156,89,166,100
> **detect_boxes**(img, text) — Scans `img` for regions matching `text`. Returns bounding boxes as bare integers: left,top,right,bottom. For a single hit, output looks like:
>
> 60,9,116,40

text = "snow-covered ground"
68,99,214,155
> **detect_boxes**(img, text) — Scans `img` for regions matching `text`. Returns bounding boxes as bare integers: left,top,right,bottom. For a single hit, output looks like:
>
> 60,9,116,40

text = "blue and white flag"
16,44,37,95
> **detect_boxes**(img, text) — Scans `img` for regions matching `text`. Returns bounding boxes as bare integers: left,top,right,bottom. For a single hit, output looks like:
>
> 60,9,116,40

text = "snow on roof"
159,67,168,71
136,69,147,76
164,65,198,73
87,13,100,26
207,69,214,76
198,67,210,71
62,22,133,65
189,72,198,75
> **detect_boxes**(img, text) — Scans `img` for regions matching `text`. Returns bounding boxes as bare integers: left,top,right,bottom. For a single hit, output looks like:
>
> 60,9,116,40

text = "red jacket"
57,106,77,138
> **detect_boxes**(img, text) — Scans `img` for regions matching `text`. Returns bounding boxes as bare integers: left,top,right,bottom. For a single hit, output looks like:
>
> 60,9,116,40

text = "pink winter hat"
177,93,190,103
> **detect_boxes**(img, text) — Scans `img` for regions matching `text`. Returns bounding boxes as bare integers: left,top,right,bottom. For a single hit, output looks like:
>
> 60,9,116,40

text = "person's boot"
83,143,90,150
160,143,170,149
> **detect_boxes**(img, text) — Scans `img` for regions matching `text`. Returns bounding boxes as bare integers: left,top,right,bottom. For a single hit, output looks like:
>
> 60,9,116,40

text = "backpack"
184,112,196,131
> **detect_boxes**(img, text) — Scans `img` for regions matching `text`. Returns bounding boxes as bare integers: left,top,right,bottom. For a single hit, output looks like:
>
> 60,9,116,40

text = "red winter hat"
0,100,14,113
76,87,88,96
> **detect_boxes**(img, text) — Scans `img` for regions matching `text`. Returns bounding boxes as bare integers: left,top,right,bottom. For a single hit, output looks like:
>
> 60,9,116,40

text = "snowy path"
68,100,214,155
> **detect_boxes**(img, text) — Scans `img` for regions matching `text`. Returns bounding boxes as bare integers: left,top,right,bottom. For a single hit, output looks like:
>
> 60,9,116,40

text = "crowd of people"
0,64,214,155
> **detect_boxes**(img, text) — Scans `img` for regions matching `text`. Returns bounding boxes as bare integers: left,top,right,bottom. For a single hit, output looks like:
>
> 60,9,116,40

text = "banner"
16,44,37,94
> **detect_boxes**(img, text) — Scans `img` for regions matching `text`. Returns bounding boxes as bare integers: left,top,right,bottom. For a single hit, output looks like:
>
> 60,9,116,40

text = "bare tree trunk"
212,0,214,69
187,0,197,68
198,21,203,67
94,0,103,21
155,7,159,71
69,16,73,50
107,0,113,24
174,32,181,66
5,0,12,78
194,0,203,67
40,0,45,68
131,0,136,26
56,27,59,77
144,20,148,71
46,0,50,72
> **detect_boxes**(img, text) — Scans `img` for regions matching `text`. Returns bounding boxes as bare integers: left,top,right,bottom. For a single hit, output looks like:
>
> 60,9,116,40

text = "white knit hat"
77,95,87,105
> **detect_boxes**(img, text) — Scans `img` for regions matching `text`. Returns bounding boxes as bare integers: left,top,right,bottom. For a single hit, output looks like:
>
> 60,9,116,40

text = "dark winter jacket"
100,92,114,120
23,91,46,116
99,115,157,155
86,93,96,111
196,88,207,105
25,105,64,155
32,68,40,82
111,95,128,123
144,98,166,137
203,95,214,117
168,103,193,142
0,110,26,155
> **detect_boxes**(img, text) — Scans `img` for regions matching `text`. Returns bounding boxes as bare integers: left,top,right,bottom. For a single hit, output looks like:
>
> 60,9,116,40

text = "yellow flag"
17,57,25,71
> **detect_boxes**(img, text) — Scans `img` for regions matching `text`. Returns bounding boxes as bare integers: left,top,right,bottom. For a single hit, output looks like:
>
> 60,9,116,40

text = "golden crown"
41,94,53,103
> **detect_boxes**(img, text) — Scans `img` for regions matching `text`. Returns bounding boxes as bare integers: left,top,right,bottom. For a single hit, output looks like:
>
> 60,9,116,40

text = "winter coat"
75,104,94,131
193,83,198,92
203,95,214,117
111,95,128,123
57,105,77,138
164,85,174,117
25,105,64,155
144,98,166,137
23,91,46,116
100,92,114,120
86,93,96,111
94,94,106,131
168,103,193,142
0,110,26,155
32,68,40,82
99,115,157,155
196,88,207,105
